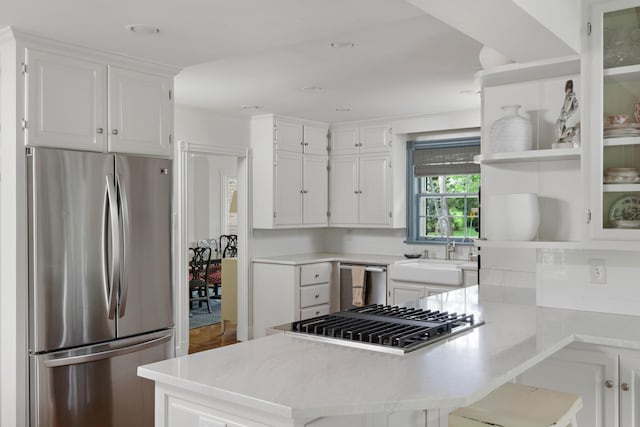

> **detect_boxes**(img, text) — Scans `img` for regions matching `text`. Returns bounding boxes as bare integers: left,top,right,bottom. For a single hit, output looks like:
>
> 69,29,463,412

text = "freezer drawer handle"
42,334,172,368
104,174,120,320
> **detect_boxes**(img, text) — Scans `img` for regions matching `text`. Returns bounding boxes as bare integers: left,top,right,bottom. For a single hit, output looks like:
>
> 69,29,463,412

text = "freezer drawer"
30,330,173,427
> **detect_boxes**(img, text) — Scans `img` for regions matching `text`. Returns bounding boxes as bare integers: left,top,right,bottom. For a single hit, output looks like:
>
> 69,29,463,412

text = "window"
406,137,480,244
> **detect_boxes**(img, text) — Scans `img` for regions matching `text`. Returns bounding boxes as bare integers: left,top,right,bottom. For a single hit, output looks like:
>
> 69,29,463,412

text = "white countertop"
138,285,640,419
252,252,406,266
251,252,478,270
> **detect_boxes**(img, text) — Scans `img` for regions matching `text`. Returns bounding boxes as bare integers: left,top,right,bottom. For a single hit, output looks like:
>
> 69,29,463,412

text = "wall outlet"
589,259,607,284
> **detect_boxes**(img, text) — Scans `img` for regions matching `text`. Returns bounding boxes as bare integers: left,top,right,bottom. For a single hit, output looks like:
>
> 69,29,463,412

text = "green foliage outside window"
417,174,479,240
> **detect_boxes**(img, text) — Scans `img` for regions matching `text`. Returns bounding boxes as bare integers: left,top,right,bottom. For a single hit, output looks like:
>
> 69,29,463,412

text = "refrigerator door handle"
42,333,172,368
116,174,131,317
105,174,120,320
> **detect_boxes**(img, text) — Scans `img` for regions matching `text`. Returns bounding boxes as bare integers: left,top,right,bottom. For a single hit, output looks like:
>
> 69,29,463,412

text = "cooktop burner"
287,304,484,355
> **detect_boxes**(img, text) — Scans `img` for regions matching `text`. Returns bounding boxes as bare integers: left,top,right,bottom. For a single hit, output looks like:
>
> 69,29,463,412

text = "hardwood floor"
188,321,238,354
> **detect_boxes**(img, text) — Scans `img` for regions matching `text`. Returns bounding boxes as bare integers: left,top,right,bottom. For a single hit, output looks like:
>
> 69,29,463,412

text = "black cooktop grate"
290,304,482,354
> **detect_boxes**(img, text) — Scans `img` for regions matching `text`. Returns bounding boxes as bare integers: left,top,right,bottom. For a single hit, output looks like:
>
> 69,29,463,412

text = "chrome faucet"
437,216,456,260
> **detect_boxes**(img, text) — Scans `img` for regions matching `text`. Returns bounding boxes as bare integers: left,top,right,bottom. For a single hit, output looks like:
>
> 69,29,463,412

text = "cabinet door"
304,124,328,156
275,150,303,225
303,155,328,226
275,119,303,152
330,127,359,156
517,345,617,427
620,351,640,427
329,156,359,225
25,49,106,151
359,125,390,153
358,154,392,225
108,66,171,157
390,284,425,307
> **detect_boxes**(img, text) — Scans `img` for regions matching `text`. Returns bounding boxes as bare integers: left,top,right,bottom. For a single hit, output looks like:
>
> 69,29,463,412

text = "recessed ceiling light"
126,24,160,35
331,41,355,49
336,107,352,112
302,85,324,92
240,105,260,110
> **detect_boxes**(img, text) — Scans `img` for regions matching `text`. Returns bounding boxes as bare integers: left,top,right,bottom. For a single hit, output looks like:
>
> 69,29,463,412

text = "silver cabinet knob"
97,128,104,134
622,383,630,391
314,273,319,278
605,380,614,389
315,311,320,315
315,294,320,299
111,129,119,135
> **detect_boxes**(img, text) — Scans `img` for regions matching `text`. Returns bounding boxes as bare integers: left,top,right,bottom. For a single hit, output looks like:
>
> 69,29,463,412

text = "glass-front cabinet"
591,0,640,239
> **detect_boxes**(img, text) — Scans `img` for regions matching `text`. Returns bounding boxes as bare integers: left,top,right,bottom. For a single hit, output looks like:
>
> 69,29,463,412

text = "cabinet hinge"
389,211,393,218
21,118,27,130
389,161,392,168
327,211,331,217
168,90,172,101
327,164,331,171
169,134,173,144
273,211,277,219
587,209,592,224
587,22,592,36
21,62,27,75
25,147,33,157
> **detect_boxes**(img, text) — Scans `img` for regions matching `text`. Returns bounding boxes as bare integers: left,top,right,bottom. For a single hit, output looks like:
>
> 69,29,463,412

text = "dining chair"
219,234,238,258
189,246,212,313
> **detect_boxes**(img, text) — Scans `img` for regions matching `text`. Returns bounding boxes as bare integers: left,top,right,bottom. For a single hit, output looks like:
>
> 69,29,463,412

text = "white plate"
604,176,640,184
612,219,640,228
609,195,640,222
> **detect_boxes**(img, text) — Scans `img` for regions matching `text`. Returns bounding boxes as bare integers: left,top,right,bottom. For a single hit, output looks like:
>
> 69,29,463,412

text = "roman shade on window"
412,144,480,177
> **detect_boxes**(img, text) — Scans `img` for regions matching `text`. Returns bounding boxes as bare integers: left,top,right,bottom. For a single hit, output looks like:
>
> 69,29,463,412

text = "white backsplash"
251,228,327,258
537,248,640,315
480,247,537,289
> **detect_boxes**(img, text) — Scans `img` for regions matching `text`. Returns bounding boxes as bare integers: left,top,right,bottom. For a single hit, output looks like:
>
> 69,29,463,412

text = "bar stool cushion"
449,383,582,427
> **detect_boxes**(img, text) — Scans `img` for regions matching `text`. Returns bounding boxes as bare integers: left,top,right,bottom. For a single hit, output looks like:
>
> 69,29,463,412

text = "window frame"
406,136,481,245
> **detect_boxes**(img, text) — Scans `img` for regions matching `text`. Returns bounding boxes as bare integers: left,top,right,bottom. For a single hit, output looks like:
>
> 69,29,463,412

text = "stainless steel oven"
339,263,387,310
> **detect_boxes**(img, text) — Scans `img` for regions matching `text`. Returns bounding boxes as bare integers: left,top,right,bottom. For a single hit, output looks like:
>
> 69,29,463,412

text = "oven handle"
339,265,386,273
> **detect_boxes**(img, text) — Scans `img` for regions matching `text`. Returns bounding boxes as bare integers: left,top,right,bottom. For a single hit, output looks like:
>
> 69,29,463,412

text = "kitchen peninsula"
139,286,640,427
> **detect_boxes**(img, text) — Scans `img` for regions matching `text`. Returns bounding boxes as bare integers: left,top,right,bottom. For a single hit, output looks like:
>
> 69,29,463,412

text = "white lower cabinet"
252,262,333,338
158,385,435,427
517,343,640,427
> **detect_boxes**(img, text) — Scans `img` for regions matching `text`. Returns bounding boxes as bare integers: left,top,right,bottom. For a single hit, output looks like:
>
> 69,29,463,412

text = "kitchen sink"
388,259,466,285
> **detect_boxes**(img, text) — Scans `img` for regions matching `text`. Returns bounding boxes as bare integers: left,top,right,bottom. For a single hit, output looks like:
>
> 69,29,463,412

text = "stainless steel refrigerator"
27,147,174,427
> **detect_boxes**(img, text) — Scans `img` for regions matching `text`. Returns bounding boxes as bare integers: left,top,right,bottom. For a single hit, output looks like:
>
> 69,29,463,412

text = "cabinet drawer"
300,283,330,308
300,304,330,320
300,263,331,286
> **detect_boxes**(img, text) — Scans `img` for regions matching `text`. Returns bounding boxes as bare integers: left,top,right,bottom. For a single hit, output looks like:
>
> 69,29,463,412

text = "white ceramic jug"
489,105,534,153
485,193,540,241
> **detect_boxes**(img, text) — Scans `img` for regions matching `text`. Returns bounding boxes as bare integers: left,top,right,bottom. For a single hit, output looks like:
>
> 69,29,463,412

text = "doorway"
175,142,249,356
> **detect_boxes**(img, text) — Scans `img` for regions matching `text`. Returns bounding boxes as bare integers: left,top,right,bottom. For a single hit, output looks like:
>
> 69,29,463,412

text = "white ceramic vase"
489,105,533,153
478,45,512,69
485,193,540,241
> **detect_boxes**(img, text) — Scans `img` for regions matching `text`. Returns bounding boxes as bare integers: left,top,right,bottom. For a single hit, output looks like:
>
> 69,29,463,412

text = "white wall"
512,0,581,53
537,249,640,315
252,229,328,258
175,104,249,148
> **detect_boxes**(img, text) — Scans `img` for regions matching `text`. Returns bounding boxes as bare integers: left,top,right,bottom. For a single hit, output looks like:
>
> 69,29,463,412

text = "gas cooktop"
287,304,484,355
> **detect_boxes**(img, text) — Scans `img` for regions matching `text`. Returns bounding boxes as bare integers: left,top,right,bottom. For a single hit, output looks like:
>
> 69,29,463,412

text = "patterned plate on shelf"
609,195,640,223
604,176,640,184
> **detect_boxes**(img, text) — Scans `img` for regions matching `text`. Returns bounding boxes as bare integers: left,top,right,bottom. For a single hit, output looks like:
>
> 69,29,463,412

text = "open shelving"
477,55,581,88
475,147,581,165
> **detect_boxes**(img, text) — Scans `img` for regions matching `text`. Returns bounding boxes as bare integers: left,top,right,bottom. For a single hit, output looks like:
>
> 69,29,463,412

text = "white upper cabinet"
330,124,391,155
25,49,106,151
359,124,391,153
275,119,304,152
303,124,329,156
358,154,391,225
23,46,176,157
302,155,328,225
330,128,359,156
328,121,405,229
275,117,328,155
328,156,359,225
250,114,329,229
588,0,640,241
329,154,392,227
107,67,172,157
275,151,304,226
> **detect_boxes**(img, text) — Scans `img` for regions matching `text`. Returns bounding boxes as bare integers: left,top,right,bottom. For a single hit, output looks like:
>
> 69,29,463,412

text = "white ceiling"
1,0,483,123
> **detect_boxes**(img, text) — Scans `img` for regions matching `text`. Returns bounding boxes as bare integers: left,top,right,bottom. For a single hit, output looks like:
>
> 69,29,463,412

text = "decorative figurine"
555,80,579,145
